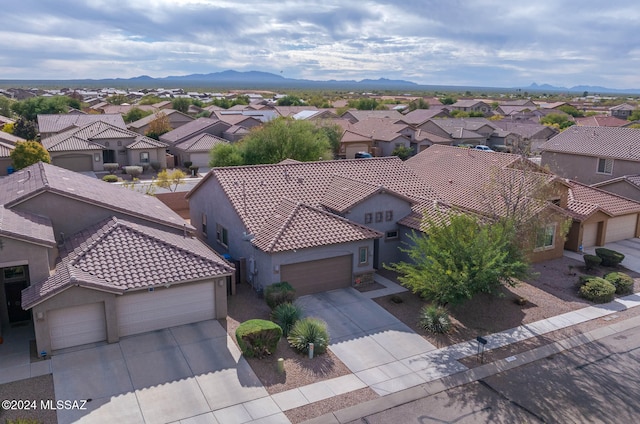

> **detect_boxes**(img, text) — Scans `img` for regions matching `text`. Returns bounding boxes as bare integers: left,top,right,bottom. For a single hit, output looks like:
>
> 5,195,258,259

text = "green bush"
578,277,616,303
583,254,602,270
235,319,282,358
102,174,119,183
604,272,635,295
595,248,625,267
270,302,303,337
418,305,452,334
265,281,296,309
287,317,329,355
103,163,119,174
150,161,162,172
183,161,193,169
123,165,143,178
578,275,600,287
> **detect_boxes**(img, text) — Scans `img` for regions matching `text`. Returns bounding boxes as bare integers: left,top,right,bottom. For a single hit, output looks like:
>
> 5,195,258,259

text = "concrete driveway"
51,320,282,424
297,288,467,395
578,238,640,273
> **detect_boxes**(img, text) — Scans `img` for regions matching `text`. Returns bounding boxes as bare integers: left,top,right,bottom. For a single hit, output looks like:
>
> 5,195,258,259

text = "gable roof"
38,113,126,135
566,180,640,221
0,162,191,232
174,133,228,152
592,174,640,192
188,157,441,235
574,115,629,127
540,126,640,161
22,217,233,309
0,131,26,146
401,108,450,125
252,198,382,253
160,118,231,144
320,175,415,214
350,118,411,142
0,140,14,158
127,109,193,130
0,207,56,247
341,110,404,122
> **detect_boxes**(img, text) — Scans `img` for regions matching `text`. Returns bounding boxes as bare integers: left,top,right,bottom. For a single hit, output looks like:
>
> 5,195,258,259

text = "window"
535,224,555,250
597,158,613,175
202,214,207,236
375,211,383,223
385,210,393,221
216,223,229,247
140,152,150,163
385,230,398,240
117,140,122,147
364,213,372,224
358,246,369,265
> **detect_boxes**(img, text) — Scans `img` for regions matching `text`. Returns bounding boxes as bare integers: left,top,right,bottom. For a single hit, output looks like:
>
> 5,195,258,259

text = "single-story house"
0,162,233,355
172,133,228,168
38,114,126,139
127,109,195,135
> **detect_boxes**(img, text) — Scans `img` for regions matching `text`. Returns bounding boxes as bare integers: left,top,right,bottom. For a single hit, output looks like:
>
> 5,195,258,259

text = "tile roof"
574,116,629,127
160,118,231,144
174,133,227,152
22,217,233,308
491,121,558,139
252,198,382,253
320,175,415,214
341,110,404,122
38,113,126,135
274,106,319,117
188,157,441,235
540,126,640,161
350,118,410,142
401,109,450,125
0,162,191,232
0,131,26,145
127,109,193,130
0,207,56,246
0,140,14,158
566,180,640,220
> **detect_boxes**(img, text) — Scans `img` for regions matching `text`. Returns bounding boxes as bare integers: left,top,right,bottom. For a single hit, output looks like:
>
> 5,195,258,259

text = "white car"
473,145,494,152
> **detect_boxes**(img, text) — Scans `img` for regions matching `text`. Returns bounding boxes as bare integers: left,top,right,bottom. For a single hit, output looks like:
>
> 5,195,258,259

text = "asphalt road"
347,325,640,424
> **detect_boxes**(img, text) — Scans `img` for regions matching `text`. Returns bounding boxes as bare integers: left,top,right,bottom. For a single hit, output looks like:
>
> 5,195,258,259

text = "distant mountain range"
1,70,639,94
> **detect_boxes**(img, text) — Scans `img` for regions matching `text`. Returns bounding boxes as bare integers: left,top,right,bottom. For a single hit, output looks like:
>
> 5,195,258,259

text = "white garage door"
49,302,107,351
605,214,638,243
116,282,216,337
582,222,598,248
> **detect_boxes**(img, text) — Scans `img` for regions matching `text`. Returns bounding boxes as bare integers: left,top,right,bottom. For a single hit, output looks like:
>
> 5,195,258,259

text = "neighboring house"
0,131,26,146
0,162,233,355
540,126,640,185
400,108,451,126
0,140,14,175
340,109,404,123
338,130,373,159
405,145,572,262
41,121,168,172
491,121,558,153
173,133,228,168
448,100,491,114
159,118,231,149
495,105,535,116
186,157,443,296
38,114,126,139
417,118,492,146
563,181,640,250
575,115,630,127
349,118,412,156
127,109,194,135
273,106,318,117
590,175,640,203
610,103,636,119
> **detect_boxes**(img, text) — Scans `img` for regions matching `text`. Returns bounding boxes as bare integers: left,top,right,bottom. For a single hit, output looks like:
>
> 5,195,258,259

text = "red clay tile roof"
0,162,191,232
540,126,640,161
575,116,629,127
566,180,640,220
252,198,382,253
22,217,233,309
0,207,56,247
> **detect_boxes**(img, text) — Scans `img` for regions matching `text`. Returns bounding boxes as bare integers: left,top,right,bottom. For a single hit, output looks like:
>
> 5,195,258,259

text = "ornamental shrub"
265,281,295,309
123,166,143,178
604,272,635,295
103,163,119,174
102,175,118,183
183,161,193,169
270,302,303,337
287,317,329,355
235,319,282,359
583,254,602,270
578,277,616,303
418,305,452,334
595,248,625,267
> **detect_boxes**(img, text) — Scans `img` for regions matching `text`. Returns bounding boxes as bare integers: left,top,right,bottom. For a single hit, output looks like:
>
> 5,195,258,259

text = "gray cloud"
0,1,638,89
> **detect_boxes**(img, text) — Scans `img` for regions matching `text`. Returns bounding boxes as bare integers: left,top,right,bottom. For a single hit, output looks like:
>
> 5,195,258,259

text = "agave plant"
270,302,303,337
418,305,452,334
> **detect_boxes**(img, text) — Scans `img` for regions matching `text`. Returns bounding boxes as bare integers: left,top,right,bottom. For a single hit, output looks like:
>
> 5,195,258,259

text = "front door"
5,281,30,323
102,149,116,163
373,239,380,270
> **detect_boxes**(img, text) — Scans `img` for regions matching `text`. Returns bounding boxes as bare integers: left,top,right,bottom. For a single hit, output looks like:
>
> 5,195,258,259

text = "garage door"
345,144,369,159
605,214,638,243
582,222,598,248
189,153,210,168
116,282,215,337
52,154,93,172
49,302,107,350
281,255,352,296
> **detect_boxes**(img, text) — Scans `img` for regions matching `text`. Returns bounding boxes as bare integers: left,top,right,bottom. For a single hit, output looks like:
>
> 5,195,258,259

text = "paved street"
346,324,640,423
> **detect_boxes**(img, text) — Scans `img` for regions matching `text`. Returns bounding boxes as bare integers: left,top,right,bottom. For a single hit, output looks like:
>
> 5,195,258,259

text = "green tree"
347,98,383,110
628,109,640,121
407,98,430,111
11,96,73,120
540,113,575,130
557,105,584,117
388,213,529,306
10,141,51,169
318,123,342,158
0,96,14,117
209,143,245,167
139,95,163,105
145,112,173,140
242,117,332,164
13,118,38,140
106,94,129,105
277,95,304,106
391,145,413,160
439,96,456,105
172,97,191,113
154,169,186,192
123,107,153,123
2,122,14,134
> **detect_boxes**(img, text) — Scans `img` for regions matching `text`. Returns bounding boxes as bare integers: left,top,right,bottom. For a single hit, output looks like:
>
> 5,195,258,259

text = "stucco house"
540,126,640,186
127,109,194,135
0,162,233,355
186,158,443,296
609,103,636,119
448,100,491,114
173,133,228,168
38,114,127,139
41,121,168,172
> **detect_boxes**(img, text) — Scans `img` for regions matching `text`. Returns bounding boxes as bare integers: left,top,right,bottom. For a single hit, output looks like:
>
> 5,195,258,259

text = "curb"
302,313,640,424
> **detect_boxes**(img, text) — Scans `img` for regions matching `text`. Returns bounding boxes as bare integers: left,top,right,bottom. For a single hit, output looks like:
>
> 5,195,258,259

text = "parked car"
473,145,494,152
355,151,373,158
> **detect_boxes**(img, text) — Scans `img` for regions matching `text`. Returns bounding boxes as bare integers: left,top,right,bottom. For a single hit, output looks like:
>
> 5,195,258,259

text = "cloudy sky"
2,1,638,88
